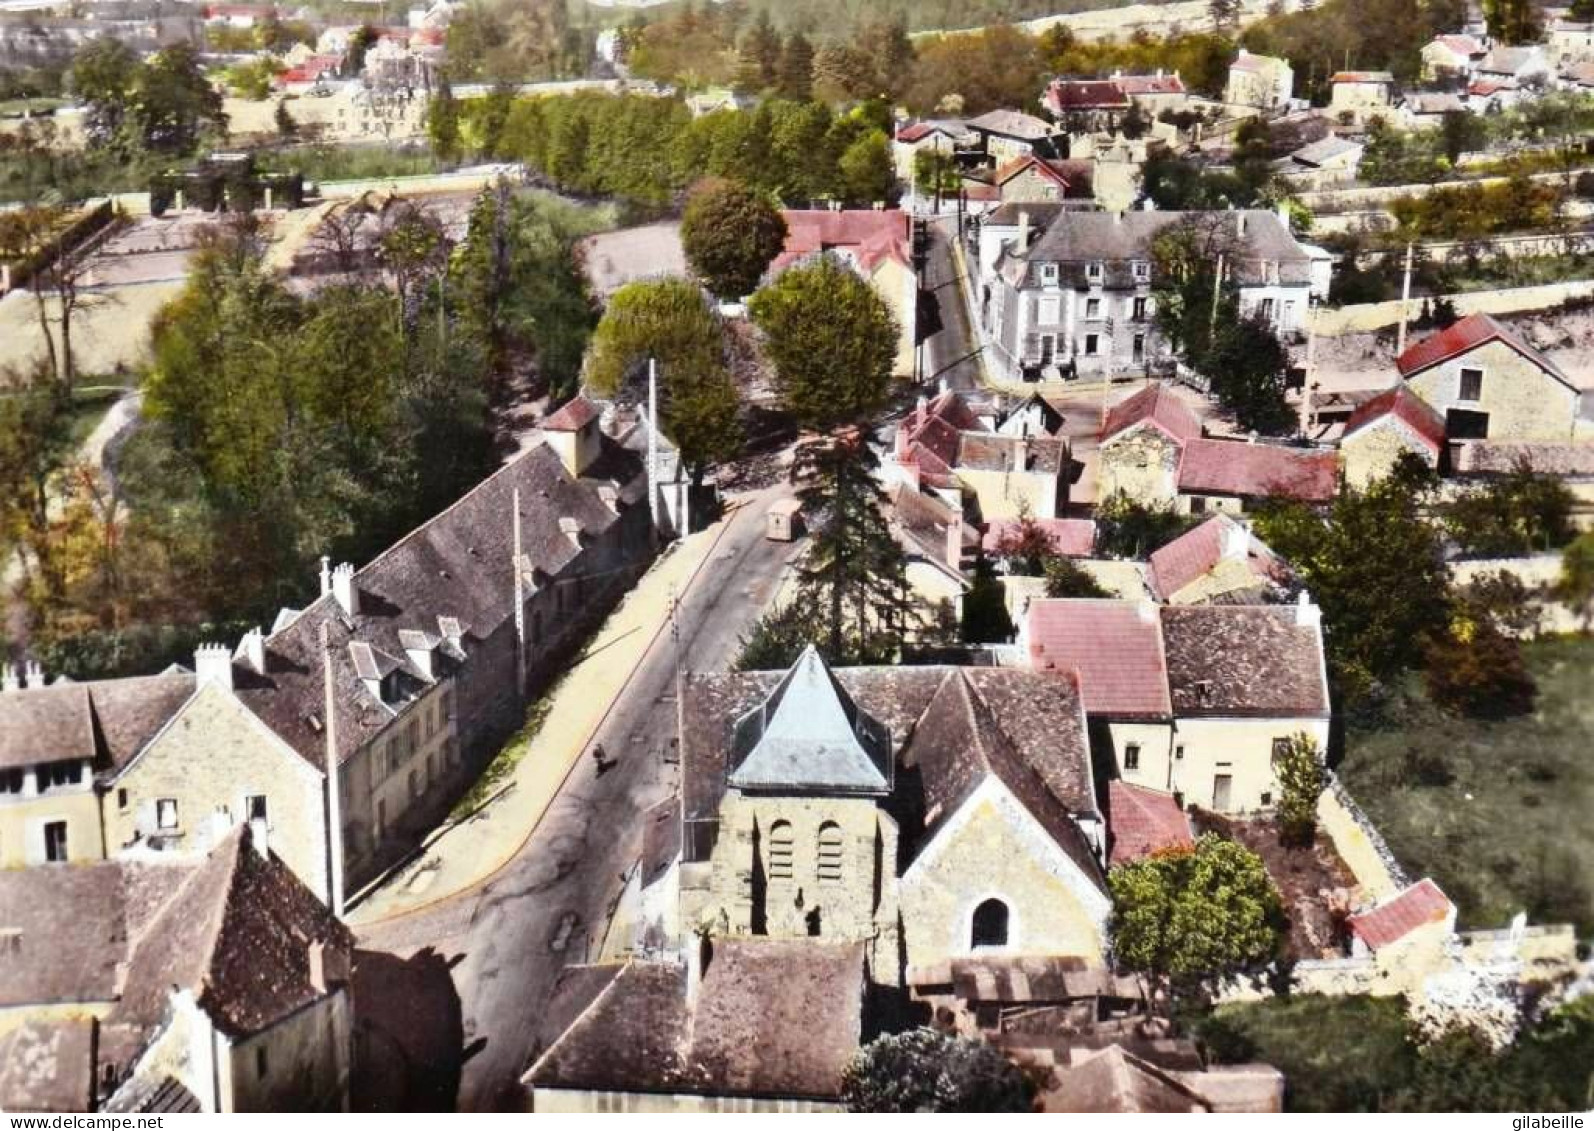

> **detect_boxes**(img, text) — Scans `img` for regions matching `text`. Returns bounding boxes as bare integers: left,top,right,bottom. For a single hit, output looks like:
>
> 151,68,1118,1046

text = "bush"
841,1029,1034,1113
1422,621,1537,719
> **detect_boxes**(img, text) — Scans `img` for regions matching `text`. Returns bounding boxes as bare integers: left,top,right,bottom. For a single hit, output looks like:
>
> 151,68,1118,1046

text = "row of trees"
442,90,895,209
2,188,601,677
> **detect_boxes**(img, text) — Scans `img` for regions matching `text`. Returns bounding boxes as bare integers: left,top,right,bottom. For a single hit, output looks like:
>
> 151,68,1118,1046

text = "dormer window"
1194,680,1215,708
1086,261,1104,282
1132,260,1149,281
1040,262,1058,285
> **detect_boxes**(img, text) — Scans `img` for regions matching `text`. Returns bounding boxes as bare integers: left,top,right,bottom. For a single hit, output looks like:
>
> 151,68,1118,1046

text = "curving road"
354,483,800,1111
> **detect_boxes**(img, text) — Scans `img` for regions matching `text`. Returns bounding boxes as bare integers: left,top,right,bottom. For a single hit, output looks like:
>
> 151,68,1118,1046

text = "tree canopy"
841,1028,1034,1113
680,178,789,300
1109,834,1286,1005
748,257,898,430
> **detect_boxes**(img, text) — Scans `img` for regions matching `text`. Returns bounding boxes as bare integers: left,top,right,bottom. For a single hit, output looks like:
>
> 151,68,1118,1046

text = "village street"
353,479,801,1111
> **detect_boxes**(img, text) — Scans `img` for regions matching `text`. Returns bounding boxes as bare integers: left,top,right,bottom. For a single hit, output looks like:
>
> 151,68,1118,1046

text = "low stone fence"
1316,772,1408,902
1313,279,1594,335
1449,553,1585,635
1299,170,1573,216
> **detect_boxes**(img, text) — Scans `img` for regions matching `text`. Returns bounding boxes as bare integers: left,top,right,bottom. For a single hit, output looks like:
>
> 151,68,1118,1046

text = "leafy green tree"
137,43,225,154
1044,556,1110,598
586,278,741,482
1095,494,1197,560
841,1028,1034,1113
680,178,788,300
343,24,380,77
912,149,960,200
1556,530,1594,630
792,431,917,663
1255,455,1451,705
1272,732,1325,847
734,598,822,671
69,38,138,146
1109,834,1286,1011
274,98,297,138
961,556,1014,643
1203,313,1295,435
0,367,74,607
1422,615,1537,719
1440,110,1487,163
837,128,894,205
748,257,898,430
776,32,814,100
428,78,462,163
1444,462,1574,556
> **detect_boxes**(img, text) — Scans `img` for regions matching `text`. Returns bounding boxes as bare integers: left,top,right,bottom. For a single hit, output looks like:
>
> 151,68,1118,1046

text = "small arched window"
817,822,844,883
972,898,1009,949
767,820,793,881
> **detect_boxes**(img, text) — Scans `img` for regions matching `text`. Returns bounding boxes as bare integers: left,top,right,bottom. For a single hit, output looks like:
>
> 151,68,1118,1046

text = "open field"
1338,636,1594,937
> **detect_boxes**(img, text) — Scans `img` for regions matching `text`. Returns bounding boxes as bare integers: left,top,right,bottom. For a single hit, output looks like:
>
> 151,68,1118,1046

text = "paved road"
356,484,799,1111
919,215,984,393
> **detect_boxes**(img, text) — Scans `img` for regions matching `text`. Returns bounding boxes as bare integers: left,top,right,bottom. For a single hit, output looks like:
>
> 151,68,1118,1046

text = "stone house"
885,390,1072,521
771,210,917,379
672,648,1111,983
105,410,652,905
1226,49,1294,110
1549,18,1594,63
1421,33,1488,80
979,209,1329,382
992,155,1090,204
1395,313,1589,442
1328,72,1395,124
1146,513,1291,605
1339,385,1447,488
0,670,193,868
1398,92,1468,130
1042,78,1131,133
524,939,864,1112
1018,597,1331,815
1476,44,1552,86
1096,383,1339,513
0,826,356,1113
1276,134,1364,189
885,481,978,629
892,119,970,181
963,108,1063,165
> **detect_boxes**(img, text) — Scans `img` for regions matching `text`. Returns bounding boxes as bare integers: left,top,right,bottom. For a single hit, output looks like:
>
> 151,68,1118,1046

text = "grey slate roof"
0,672,197,773
684,662,1101,883
231,437,645,770
966,108,1056,140
1012,209,1313,291
728,646,892,794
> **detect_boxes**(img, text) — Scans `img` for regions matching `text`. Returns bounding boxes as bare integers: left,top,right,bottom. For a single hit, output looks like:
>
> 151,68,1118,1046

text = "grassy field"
1338,635,1594,937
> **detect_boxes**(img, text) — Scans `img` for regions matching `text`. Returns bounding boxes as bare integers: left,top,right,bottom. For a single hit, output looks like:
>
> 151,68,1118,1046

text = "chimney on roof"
1137,599,1157,624
1220,517,1249,561
559,516,583,548
238,627,266,675
23,660,43,688
0,664,15,693
1247,431,1258,444
195,644,234,691
308,939,350,994
1016,209,1031,251
331,562,359,616
1296,590,1322,628
319,555,332,596
1013,435,1029,472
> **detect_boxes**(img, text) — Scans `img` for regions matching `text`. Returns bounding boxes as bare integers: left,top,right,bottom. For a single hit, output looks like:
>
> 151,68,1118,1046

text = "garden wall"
1316,773,1409,902
1313,279,1594,335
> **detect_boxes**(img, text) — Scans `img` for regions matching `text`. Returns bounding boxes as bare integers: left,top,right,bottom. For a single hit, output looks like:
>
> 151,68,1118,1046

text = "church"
654,647,1114,983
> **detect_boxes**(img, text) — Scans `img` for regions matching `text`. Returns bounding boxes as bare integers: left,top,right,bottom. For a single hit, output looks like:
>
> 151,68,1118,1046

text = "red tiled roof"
1044,79,1131,113
1348,878,1453,951
1025,599,1171,718
1108,780,1194,866
1469,77,1516,95
983,517,1097,558
1395,312,1570,387
1147,514,1283,601
1342,386,1447,451
542,394,600,432
1177,439,1338,503
773,210,911,276
995,155,1072,190
1434,34,1485,56
896,122,952,143
1331,71,1393,83
897,391,985,480
1102,384,1201,445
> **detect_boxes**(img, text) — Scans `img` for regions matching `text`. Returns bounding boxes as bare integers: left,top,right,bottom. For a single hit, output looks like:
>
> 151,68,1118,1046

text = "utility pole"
320,620,346,917
1395,240,1415,358
1300,297,1318,437
512,486,525,699
1209,253,1225,336
647,358,660,533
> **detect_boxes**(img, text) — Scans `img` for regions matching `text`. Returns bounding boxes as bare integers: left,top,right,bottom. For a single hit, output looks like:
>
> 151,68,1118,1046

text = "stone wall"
1315,773,1408,902
1312,280,1594,335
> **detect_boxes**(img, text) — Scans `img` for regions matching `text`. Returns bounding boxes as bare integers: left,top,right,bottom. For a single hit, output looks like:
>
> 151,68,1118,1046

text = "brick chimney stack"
331,563,359,616
0,664,17,693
